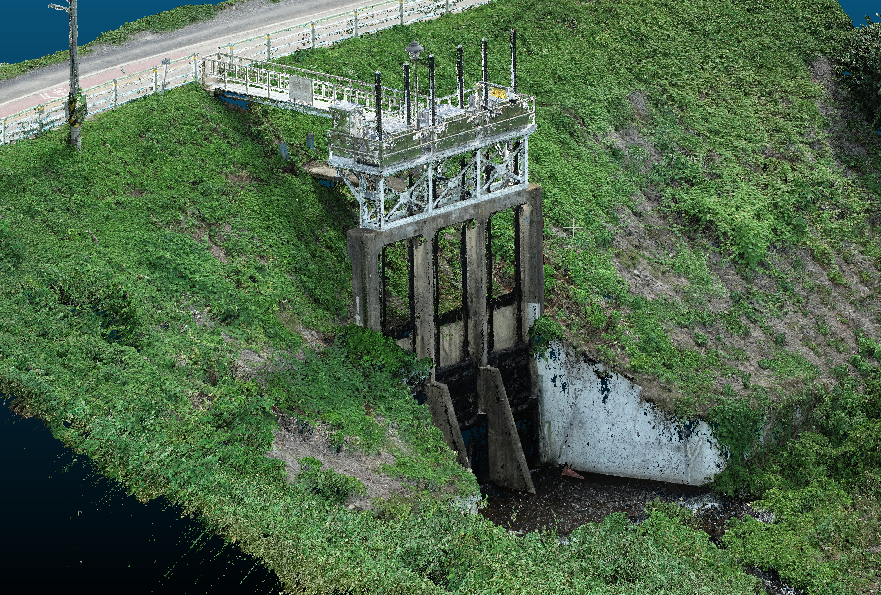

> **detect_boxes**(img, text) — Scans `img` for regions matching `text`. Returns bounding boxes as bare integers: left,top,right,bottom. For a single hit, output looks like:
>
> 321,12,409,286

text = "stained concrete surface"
439,319,465,367
536,340,727,485
491,303,517,352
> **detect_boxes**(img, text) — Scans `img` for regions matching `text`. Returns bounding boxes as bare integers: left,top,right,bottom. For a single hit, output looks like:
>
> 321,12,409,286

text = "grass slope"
2,0,881,592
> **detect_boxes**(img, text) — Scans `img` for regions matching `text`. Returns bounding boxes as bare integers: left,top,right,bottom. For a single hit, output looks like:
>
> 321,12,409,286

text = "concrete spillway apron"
478,366,535,494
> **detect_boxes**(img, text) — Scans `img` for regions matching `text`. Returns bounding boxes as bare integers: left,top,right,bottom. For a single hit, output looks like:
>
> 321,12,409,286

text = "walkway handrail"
0,0,492,146
203,51,429,121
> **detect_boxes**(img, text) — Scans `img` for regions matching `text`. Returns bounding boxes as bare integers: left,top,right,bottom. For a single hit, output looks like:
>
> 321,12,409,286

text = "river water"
1,394,283,593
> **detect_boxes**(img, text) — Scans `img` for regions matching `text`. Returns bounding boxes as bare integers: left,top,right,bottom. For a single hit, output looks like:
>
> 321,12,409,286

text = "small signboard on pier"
289,75,314,105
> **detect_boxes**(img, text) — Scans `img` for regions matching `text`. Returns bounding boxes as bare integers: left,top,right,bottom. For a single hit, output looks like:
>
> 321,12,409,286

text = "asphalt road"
0,0,371,119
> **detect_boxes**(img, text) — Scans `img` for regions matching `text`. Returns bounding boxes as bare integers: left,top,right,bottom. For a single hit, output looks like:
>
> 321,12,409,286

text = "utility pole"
49,0,82,152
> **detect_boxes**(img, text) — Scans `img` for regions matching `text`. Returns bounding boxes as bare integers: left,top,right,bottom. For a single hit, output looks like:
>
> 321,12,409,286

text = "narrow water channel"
1,395,283,593
477,464,805,595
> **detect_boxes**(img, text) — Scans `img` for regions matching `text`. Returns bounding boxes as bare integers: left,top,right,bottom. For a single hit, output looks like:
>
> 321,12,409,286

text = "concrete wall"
535,341,727,485
431,304,524,367
492,304,517,352
439,320,465,368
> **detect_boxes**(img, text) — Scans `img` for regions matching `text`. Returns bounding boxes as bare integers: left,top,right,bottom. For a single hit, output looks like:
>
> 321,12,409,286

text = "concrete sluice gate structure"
347,181,729,490
200,32,729,490
333,38,729,491
349,184,727,489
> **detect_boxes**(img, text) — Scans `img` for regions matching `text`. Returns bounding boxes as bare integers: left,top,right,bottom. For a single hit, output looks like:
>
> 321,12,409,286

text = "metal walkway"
201,36,535,231
201,52,406,120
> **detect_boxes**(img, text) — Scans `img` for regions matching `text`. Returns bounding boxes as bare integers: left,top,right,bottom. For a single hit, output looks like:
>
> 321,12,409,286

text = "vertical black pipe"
513,139,520,182
429,54,436,127
486,215,494,354
510,29,517,94
403,62,411,126
481,38,488,109
404,62,413,205
375,71,382,137
408,239,416,353
457,45,464,109
460,155,467,201
414,55,419,130
429,55,437,204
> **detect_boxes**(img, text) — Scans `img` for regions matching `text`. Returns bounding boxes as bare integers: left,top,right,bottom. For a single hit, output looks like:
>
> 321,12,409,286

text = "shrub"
528,313,565,359
335,324,431,385
295,456,367,505
831,14,881,133
0,218,24,272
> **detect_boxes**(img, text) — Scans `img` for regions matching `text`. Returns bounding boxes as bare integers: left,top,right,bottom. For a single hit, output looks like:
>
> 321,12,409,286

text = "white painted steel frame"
345,135,530,230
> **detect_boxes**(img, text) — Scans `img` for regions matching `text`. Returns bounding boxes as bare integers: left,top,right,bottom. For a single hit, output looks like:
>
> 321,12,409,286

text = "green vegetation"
528,313,564,359
0,0,259,83
295,456,369,505
2,0,881,592
834,13,881,134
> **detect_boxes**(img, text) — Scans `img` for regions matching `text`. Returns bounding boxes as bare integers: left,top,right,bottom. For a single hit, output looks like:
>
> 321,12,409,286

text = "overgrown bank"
2,0,881,592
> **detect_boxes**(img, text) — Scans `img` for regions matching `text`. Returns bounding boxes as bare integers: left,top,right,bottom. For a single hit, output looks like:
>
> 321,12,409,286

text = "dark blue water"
1,0,877,66
2,0,228,65
1,393,284,592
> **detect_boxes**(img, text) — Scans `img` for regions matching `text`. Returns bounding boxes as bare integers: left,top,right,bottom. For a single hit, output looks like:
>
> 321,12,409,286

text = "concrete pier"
427,381,470,468
347,184,544,490
413,236,435,363
464,218,488,366
518,196,544,339
478,366,535,494
346,228,381,331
